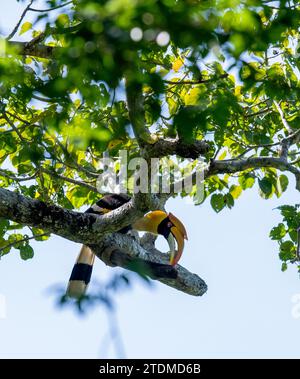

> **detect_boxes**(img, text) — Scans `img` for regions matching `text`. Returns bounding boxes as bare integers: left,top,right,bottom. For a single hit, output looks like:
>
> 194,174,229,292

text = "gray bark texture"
0,188,207,296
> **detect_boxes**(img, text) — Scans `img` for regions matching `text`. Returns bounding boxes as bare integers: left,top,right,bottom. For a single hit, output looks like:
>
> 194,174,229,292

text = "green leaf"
278,175,289,193
258,177,273,196
238,174,255,190
184,87,203,106
288,229,298,243
269,223,286,240
279,240,296,262
281,262,288,272
8,233,25,249
19,22,32,35
0,218,9,237
0,238,11,256
31,228,49,241
19,244,34,260
56,14,70,27
66,186,90,208
211,193,226,213
277,205,299,229
230,185,242,199
174,106,207,141
224,193,234,209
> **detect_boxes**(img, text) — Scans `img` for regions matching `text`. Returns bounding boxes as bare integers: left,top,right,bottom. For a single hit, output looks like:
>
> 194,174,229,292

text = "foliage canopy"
0,0,299,280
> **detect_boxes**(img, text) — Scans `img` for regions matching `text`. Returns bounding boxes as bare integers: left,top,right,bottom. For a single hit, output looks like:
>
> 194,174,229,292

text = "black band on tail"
69,263,93,285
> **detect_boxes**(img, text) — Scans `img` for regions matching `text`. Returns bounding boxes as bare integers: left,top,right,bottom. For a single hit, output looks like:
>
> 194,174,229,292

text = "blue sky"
0,1,300,359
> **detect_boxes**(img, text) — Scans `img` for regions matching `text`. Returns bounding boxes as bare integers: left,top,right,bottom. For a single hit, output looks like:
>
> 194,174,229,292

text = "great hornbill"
66,193,187,299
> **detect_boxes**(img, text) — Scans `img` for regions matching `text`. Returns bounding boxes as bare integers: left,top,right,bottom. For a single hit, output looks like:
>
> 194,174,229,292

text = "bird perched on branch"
66,193,187,299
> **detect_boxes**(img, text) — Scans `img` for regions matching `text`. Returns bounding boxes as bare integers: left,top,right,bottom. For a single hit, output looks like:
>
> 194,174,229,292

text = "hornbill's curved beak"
133,210,188,266
167,212,188,266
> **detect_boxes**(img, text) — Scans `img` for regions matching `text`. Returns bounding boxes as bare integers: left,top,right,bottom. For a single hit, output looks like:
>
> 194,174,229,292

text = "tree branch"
0,168,38,182
91,233,207,297
143,138,209,159
274,101,293,133
6,0,34,41
208,157,300,190
40,168,98,193
0,187,206,296
280,129,300,160
0,167,98,192
0,232,49,255
165,155,300,198
0,188,147,244
164,73,228,85
2,113,26,141
28,1,73,12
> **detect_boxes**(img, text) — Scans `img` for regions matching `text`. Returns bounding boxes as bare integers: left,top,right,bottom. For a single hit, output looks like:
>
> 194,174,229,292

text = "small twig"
164,73,228,85
235,141,281,159
2,113,27,141
244,107,272,118
274,101,293,133
245,99,270,109
5,111,30,124
213,147,222,160
291,157,300,165
40,168,99,193
6,0,34,41
0,164,98,192
32,94,57,103
54,139,100,178
28,1,73,12
0,169,38,182
0,232,49,254
280,129,300,159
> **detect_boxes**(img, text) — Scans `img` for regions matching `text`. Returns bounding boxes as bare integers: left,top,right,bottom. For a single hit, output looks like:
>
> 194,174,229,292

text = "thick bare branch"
91,233,207,297
0,187,144,244
0,187,206,296
165,155,300,199
207,157,300,190
0,188,168,241
143,138,209,159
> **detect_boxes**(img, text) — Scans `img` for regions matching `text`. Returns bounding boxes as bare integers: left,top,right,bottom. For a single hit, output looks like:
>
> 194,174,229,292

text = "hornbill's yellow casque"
66,194,187,299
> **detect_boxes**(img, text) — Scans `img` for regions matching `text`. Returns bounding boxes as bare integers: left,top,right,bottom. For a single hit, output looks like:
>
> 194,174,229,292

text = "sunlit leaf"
19,22,32,35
